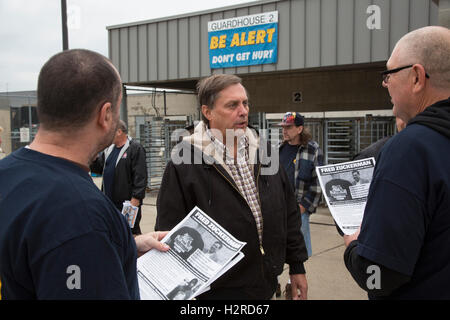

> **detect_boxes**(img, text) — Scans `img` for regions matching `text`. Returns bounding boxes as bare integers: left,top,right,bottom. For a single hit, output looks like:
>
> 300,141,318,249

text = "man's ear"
97,101,113,129
201,105,212,121
412,64,427,93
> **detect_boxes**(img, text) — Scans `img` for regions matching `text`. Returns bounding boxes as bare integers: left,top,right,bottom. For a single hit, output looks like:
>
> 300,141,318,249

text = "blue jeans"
301,212,312,257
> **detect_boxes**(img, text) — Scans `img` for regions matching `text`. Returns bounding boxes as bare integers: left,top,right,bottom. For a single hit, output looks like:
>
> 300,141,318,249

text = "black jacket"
344,97,450,299
408,96,450,139
90,138,147,204
352,136,391,161
155,123,308,300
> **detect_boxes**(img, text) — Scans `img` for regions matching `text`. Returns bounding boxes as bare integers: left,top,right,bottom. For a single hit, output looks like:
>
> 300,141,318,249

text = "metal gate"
323,119,358,164
304,118,324,150
9,104,39,152
141,117,165,190
265,118,281,146
140,112,395,191
141,116,192,190
357,116,396,152
263,113,395,164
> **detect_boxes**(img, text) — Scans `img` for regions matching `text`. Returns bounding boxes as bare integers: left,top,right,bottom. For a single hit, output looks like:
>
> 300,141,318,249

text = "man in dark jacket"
91,120,147,235
333,117,405,236
0,49,168,300
156,74,309,300
343,26,450,299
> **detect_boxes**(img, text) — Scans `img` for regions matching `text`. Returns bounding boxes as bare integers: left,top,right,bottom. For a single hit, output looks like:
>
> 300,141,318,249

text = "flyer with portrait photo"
316,158,375,235
137,206,246,300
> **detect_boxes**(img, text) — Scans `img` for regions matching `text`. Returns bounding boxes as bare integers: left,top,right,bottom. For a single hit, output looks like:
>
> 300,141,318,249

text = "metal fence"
358,116,396,152
140,116,193,190
139,112,395,191
256,112,395,164
324,119,358,164
0,93,38,154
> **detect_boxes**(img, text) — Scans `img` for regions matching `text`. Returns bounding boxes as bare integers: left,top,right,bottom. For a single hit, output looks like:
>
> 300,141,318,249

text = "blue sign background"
208,23,278,69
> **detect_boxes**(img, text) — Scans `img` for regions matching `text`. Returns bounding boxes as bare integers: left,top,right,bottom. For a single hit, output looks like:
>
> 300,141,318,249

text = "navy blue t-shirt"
0,148,139,299
357,123,450,299
104,146,121,200
280,144,299,189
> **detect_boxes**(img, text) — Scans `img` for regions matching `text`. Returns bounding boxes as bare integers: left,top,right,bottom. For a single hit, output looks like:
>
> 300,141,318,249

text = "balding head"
393,26,450,90
385,26,450,123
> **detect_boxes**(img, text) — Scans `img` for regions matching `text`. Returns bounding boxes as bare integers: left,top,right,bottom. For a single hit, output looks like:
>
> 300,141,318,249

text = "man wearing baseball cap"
277,112,323,299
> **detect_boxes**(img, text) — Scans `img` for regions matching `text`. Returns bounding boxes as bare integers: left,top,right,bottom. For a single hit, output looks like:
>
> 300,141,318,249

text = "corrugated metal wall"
108,0,439,84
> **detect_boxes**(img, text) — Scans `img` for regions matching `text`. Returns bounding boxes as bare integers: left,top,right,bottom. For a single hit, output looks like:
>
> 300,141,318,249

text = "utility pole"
61,0,69,50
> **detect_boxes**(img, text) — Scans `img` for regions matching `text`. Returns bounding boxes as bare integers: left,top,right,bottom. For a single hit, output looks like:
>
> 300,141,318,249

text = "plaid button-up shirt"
206,129,264,244
284,140,323,213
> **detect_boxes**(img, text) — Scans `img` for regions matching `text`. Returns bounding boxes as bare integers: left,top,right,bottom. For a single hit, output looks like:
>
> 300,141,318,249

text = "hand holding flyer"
121,200,139,228
137,206,246,300
315,158,375,235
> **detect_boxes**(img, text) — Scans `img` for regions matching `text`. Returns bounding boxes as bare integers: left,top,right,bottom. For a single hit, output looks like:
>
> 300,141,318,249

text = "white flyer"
137,206,246,300
316,158,376,235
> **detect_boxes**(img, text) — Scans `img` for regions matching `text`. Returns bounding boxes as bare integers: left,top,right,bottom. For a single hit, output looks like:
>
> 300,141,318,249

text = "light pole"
61,0,68,50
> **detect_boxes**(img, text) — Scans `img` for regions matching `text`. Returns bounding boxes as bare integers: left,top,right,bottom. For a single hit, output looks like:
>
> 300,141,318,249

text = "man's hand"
135,231,170,257
299,204,306,214
130,197,140,207
343,228,360,247
289,274,308,300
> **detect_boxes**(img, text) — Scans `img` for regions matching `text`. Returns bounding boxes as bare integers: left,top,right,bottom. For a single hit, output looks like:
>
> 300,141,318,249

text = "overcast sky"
0,0,258,92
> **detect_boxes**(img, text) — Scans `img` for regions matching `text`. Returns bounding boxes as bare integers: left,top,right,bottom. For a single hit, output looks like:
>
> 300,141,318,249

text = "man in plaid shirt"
278,112,323,298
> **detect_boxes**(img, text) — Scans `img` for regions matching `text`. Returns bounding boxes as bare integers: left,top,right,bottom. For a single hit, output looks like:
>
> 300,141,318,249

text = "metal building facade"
107,0,440,188
107,0,439,88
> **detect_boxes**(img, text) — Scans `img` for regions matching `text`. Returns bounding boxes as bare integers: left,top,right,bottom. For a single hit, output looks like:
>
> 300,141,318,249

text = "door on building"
10,105,38,151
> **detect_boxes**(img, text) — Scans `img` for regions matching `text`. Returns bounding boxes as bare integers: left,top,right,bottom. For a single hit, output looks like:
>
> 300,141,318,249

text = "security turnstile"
140,116,192,190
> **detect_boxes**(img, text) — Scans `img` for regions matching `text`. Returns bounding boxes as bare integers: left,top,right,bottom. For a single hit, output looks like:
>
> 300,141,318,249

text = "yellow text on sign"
210,28,276,50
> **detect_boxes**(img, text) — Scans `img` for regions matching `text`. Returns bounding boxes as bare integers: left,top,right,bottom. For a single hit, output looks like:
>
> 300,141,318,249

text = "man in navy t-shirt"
0,49,168,299
343,26,450,299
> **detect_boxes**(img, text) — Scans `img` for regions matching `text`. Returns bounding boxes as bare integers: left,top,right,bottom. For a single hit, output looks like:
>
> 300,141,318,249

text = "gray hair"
396,26,450,89
117,120,128,134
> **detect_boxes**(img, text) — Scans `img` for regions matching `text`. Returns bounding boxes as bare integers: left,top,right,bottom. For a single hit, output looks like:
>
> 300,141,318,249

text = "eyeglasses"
381,65,430,84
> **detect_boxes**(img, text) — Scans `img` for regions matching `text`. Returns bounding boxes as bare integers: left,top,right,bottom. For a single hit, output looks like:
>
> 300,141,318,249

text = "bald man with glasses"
343,26,450,299
381,65,429,85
